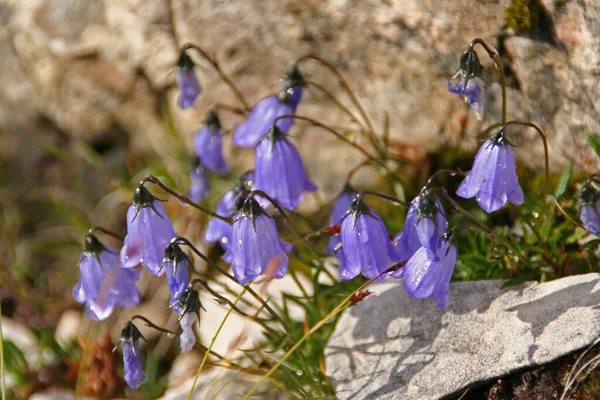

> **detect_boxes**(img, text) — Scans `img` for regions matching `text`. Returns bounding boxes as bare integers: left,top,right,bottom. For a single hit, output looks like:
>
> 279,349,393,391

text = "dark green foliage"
504,0,543,31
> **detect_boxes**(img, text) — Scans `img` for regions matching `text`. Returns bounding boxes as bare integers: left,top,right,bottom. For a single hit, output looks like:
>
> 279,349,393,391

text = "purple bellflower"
204,173,254,251
161,243,189,307
120,185,177,276
194,112,228,175
335,196,400,280
579,179,600,237
175,51,201,109
325,185,357,255
172,286,204,353
188,156,210,202
223,196,292,284
447,48,484,120
393,188,447,267
73,234,141,320
254,126,317,210
120,321,147,389
402,234,458,309
457,130,524,213
233,66,304,147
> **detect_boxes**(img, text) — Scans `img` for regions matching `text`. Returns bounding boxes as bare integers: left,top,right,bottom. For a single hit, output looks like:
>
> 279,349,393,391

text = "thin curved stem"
88,227,124,242
171,237,293,338
181,43,250,111
209,103,248,116
304,80,382,156
346,160,381,186
295,55,375,137
141,175,232,223
248,190,290,222
274,115,377,161
129,315,178,336
187,288,246,400
190,278,274,332
503,121,550,193
425,169,464,189
241,261,406,399
360,191,409,208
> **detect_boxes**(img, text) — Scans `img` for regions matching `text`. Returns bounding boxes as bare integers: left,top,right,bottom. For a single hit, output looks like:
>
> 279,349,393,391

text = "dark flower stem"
359,191,409,209
140,175,232,223
242,260,407,399
209,103,248,116
248,190,290,222
189,278,275,332
180,43,250,111
304,80,383,156
128,315,179,337
295,55,376,138
171,236,293,339
88,227,124,241
273,115,377,161
469,38,506,124
425,169,465,189
503,121,551,193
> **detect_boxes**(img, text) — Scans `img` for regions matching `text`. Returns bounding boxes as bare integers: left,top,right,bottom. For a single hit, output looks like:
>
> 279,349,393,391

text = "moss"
504,0,542,31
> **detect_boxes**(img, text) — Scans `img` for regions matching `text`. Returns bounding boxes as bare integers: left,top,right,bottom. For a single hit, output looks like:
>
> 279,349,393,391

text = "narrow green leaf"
554,161,572,200
586,133,600,160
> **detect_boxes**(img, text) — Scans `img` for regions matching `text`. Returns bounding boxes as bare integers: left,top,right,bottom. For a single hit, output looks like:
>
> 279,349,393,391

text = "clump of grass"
504,0,543,31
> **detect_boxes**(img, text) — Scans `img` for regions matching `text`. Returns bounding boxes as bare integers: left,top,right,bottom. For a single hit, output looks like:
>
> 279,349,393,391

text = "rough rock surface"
325,273,600,400
0,0,599,200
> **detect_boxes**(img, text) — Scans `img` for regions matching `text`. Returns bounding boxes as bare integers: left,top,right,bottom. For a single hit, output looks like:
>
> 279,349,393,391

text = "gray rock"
325,273,600,400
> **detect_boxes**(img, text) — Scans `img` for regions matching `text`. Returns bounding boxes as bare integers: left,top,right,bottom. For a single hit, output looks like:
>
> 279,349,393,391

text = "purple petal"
194,126,228,175
165,258,188,305
205,190,236,249
179,312,197,353
122,340,147,389
254,138,317,210
233,96,296,147
581,204,600,236
176,68,201,109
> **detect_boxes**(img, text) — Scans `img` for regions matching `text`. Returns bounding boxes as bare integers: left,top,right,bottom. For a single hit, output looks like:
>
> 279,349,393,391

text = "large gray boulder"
325,273,600,400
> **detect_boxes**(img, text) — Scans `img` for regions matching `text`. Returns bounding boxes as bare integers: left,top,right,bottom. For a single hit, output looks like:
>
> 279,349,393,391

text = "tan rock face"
1,0,599,193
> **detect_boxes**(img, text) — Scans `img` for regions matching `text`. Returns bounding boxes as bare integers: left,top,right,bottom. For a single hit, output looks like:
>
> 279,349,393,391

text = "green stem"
241,262,405,399
187,288,246,400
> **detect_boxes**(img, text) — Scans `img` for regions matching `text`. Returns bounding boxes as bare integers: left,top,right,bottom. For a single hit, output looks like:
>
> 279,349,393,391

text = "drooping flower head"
325,184,357,255
456,130,524,213
401,232,458,309
335,195,400,280
254,126,317,210
194,112,228,175
171,285,204,353
223,196,292,284
72,234,141,320
188,156,210,202
119,321,147,389
120,184,177,276
447,48,484,120
204,172,254,250
232,66,304,147
393,188,447,266
578,177,600,237
161,243,189,306
175,51,201,109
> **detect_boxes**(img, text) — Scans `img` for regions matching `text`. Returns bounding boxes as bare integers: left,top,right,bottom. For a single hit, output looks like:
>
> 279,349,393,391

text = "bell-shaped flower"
401,235,458,309
175,51,201,109
120,185,177,276
233,66,304,147
447,48,485,120
325,185,357,255
254,126,317,210
172,286,204,353
72,234,140,320
119,321,147,389
161,243,189,306
188,156,210,202
335,197,400,280
223,197,292,284
393,188,447,266
204,172,256,250
194,112,228,175
579,179,600,237
457,130,524,213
